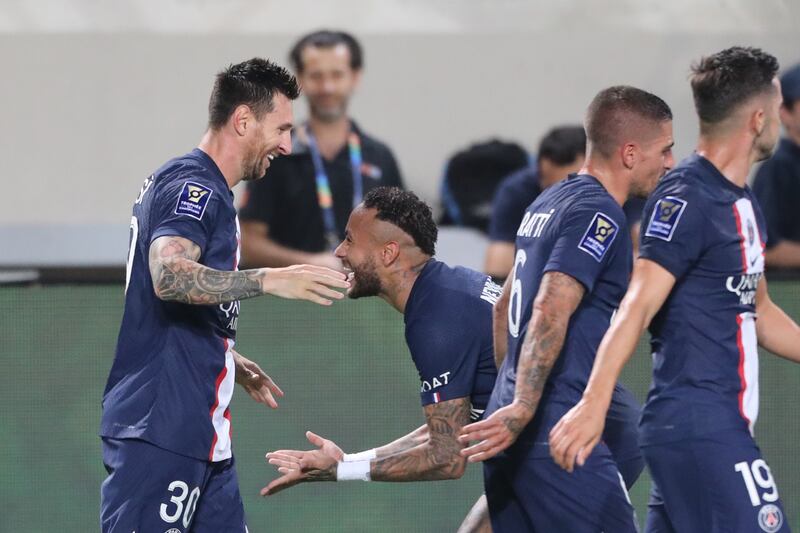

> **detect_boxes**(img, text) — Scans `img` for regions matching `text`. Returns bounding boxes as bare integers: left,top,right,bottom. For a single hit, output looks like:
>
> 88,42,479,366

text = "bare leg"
457,494,492,533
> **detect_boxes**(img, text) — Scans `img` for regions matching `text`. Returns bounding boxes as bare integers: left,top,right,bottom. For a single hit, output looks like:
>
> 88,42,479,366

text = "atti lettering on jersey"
645,196,687,241
517,209,555,238
578,212,619,262
175,182,213,220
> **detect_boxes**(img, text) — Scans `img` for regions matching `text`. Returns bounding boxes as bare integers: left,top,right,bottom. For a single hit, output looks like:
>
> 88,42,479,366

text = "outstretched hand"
233,350,284,408
261,431,342,496
262,264,349,306
548,397,606,473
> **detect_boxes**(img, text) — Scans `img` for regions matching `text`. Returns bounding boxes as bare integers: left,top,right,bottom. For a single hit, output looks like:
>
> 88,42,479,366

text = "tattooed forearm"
374,425,429,459
370,398,471,482
510,272,584,431
149,236,265,305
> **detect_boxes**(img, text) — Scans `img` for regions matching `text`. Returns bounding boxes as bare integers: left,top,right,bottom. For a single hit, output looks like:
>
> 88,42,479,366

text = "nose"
665,151,675,171
280,131,292,156
333,240,346,258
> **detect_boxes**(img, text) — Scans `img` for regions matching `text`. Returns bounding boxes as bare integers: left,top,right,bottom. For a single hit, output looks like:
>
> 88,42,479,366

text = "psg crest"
758,504,783,532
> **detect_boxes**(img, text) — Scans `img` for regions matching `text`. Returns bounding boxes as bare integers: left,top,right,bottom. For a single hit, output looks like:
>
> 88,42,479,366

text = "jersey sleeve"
638,183,706,279
543,200,626,292
150,177,223,254
407,309,480,407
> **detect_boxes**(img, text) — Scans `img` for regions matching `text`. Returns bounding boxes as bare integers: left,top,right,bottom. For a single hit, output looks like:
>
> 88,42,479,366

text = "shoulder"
495,167,540,203
407,262,492,324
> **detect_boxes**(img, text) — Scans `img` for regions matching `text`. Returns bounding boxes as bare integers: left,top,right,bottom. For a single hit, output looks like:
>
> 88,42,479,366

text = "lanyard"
305,124,363,250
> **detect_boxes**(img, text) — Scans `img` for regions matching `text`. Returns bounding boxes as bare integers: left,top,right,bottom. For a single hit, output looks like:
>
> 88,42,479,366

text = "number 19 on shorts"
735,459,779,507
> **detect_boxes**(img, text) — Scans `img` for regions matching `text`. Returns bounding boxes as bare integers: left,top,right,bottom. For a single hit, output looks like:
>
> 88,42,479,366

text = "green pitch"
1,282,799,531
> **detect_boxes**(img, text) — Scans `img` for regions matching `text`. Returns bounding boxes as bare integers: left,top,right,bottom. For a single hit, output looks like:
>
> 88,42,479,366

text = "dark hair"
538,125,586,166
585,86,673,157
208,58,300,130
363,187,437,256
290,30,363,73
690,47,779,126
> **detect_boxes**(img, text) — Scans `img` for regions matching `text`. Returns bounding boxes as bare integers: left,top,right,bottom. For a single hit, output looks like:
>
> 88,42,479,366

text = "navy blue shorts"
483,442,639,532
100,437,247,533
642,429,790,533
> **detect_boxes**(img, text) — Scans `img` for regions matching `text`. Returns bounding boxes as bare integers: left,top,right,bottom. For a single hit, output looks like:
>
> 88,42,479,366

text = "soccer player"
261,190,643,520
549,47,798,533
99,58,349,533
458,86,675,532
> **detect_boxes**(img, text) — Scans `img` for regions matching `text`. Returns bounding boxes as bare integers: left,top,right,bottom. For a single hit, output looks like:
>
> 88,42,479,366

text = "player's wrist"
336,459,371,481
343,448,376,462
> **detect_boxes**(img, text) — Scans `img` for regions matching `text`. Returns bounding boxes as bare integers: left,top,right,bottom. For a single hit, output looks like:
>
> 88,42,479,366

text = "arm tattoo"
374,425,429,459
508,271,584,436
149,236,264,305
370,398,471,482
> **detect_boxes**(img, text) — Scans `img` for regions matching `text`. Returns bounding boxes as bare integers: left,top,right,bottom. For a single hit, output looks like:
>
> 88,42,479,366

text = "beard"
309,98,348,123
241,148,267,182
347,256,382,299
755,135,779,162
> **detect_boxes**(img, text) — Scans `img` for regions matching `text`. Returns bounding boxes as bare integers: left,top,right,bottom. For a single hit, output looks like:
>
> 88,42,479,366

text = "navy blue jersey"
752,138,800,248
486,174,632,452
404,260,499,421
488,166,542,243
639,154,767,445
101,148,242,462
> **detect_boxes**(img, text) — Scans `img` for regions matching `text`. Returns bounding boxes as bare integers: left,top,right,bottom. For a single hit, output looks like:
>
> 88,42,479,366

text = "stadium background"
2,1,800,531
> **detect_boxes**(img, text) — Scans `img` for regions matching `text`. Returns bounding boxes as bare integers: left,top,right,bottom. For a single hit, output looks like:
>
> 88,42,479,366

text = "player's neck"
579,161,630,207
308,116,351,161
382,257,431,314
197,130,239,190
696,135,755,189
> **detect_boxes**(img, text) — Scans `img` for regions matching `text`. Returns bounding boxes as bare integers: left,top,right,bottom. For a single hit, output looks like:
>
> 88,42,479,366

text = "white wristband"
336,459,371,481
343,449,377,462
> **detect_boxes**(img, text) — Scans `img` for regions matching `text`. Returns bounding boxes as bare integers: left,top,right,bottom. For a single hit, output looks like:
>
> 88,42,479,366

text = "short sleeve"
238,174,277,225
639,188,706,279
150,178,222,254
407,318,480,407
752,161,785,248
543,202,625,292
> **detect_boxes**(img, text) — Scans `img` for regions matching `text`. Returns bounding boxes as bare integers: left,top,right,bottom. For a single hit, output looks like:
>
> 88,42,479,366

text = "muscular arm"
756,277,800,362
510,271,584,418
492,276,512,368
459,271,585,461
240,221,341,270
370,398,472,481
549,258,675,471
149,235,347,306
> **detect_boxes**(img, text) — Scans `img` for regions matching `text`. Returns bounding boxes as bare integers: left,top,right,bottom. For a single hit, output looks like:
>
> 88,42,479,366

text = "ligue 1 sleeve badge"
758,503,784,532
175,182,214,220
645,196,687,241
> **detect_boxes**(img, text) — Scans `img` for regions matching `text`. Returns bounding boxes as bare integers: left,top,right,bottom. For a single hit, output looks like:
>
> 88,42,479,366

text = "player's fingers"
301,290,333,306
267,452,302,464
302,265,348,280
460,436,498,458
265,376,284,397
308,272,350,289
266,450,305,461
576,436,600,468
466,443,505,463
268,457,299,469
306,431,326,448
261,389,279,409
261,477,296,497
309,283,346,301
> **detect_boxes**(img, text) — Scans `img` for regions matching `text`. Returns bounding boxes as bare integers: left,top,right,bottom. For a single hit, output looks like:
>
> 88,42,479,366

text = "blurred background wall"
1,0,798,265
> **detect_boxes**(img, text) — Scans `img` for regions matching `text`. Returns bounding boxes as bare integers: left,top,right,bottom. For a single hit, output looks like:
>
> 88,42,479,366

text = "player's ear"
751,107,766,137
621,142,636,170
381,241,400,266
232,105,251,137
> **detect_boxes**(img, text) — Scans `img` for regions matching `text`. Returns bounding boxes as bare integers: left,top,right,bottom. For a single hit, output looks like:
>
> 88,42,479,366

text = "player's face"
630,121,674,197
297,44,360,123
242,93,294,181
334,208,383,299
754,78,783,162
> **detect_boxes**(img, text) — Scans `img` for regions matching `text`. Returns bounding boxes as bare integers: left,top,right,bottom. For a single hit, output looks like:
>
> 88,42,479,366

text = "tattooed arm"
148,235,348,306
261,397,472,495
372,424,429,459
458,271,585,462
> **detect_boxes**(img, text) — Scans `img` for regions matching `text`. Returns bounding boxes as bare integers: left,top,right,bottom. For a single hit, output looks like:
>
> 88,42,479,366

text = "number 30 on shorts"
735,459,779,507
160,480,201,529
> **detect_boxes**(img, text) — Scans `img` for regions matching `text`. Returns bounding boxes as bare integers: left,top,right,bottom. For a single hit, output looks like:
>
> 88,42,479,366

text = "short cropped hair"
289,30,364,73
363,187,437,256
690,47,779,127
585,86,673,158
207,58,300,130
538,125,586,166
